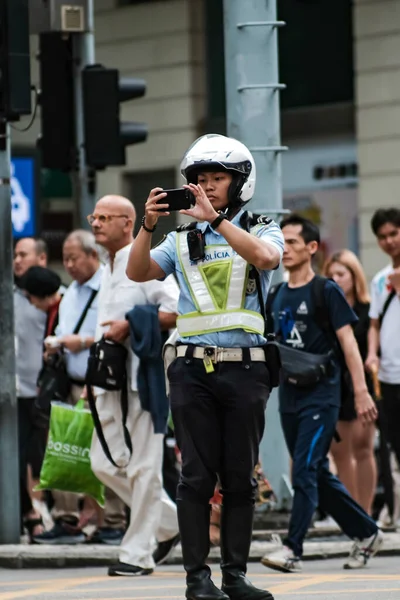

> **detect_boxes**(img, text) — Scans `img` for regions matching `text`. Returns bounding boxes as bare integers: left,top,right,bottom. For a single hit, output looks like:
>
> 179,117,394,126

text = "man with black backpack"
261,215,383,574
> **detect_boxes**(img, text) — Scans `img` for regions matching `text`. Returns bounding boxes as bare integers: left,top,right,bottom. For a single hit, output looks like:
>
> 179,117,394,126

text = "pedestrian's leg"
285,406,338,558
103,487,127,531
219,361,273,600
352,420,377,514
330,420,358,502
318,460,378,539
169,357,228,600
381,383,400,469
318,458,382,569
156,488,178,543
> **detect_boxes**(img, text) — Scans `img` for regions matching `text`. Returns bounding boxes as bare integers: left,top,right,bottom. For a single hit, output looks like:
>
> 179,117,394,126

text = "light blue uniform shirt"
151,210,284,348
56,266,103,380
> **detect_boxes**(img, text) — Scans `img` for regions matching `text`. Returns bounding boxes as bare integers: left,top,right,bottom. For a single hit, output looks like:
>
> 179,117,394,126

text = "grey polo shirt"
14,286,47,398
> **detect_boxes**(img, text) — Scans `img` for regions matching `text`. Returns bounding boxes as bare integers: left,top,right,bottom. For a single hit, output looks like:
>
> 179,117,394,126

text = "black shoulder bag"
85,337,132,468
262,275,334,388
35,289,98,416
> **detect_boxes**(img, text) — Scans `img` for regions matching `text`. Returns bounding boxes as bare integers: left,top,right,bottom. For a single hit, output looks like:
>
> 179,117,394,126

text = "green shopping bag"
36,400,105,506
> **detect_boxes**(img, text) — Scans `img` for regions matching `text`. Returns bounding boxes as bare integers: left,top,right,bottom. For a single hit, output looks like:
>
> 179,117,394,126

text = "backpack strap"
86,378,132,469
379,289,396,326
265,281,284,336
311,275,344,362
311,275,331,332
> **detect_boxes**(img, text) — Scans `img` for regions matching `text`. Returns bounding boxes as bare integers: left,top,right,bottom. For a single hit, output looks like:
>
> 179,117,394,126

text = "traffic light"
82,64,148,168
38,33,75,171
0,0,31,121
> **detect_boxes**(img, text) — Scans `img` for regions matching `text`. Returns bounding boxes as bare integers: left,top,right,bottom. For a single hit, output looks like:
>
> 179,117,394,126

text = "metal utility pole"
223,0,292,508
0,121,20,543
72,0,96,227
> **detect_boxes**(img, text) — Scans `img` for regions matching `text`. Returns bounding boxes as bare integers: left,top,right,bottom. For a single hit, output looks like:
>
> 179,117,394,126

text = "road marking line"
268,574,345,594
0,576,108,600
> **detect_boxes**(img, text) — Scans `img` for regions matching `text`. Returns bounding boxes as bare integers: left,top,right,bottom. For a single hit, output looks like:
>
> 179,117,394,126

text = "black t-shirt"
271,277,358,413
352,301,370,362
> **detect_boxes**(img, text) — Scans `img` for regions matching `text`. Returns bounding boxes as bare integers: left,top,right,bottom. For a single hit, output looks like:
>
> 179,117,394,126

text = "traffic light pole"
0,120,21,543
73,0,96,227
223,0,292,509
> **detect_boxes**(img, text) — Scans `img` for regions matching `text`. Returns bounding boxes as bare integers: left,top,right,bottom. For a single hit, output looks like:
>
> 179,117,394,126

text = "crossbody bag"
36,288,98,414
259,274,334,388
85,337,132,468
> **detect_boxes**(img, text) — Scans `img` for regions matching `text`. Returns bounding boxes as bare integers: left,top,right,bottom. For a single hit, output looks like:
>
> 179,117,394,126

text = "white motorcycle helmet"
180,134,256,210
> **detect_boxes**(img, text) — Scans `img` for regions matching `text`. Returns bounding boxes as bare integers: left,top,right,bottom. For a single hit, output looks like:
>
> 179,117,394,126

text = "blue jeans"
281,404,377,557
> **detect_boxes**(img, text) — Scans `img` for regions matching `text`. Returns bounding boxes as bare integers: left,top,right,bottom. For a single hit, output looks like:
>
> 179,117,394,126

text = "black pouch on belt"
263,339,282,388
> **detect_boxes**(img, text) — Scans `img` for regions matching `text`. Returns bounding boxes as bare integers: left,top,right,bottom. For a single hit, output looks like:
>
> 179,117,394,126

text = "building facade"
11,0,400,277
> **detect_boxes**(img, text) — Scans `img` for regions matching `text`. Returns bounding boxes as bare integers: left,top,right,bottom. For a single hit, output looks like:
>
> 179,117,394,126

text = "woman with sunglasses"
323,249,377,515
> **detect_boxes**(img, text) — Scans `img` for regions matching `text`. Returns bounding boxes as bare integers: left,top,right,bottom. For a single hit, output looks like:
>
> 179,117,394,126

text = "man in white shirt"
33,230,126,545
366,208,400,475
88,195,180,576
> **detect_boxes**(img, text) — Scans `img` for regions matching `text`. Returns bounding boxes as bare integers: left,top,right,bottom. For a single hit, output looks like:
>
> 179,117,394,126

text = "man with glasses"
88,195,180,576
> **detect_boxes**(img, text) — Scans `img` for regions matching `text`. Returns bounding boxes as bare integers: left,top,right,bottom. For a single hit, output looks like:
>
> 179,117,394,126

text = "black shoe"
86,527,125,545
186,571,229,600
108,562,154,577
221,504,274,600
177,499,229,600
153,533,180,565
32,519,85,545
222,570,274,600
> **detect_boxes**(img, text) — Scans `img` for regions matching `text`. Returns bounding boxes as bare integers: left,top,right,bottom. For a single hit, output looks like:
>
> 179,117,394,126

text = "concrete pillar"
354,0,400,278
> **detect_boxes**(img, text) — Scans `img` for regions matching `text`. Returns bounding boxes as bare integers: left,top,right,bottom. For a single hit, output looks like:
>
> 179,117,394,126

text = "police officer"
126,134,284,600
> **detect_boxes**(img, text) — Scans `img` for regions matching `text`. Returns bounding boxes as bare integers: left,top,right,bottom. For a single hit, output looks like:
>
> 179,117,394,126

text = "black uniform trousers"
168,356,270,506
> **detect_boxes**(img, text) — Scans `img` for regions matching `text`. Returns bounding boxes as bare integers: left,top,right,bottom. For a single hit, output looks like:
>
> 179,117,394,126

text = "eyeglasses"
86,213,128,225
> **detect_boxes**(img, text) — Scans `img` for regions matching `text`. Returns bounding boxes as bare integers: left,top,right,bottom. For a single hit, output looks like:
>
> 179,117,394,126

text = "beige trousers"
51,384,126,529
90,390,178,569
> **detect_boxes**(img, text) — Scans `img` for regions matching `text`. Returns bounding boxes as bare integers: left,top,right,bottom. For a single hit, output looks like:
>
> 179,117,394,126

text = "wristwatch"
210,213,228,230
80,336,87,350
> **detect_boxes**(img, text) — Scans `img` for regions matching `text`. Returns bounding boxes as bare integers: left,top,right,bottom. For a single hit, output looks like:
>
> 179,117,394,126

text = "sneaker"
108,562,153,577
313,515,340,531
32,519,86,545
343,529,384,569
152,533,180,565
261,545,302,573
86,527,125,545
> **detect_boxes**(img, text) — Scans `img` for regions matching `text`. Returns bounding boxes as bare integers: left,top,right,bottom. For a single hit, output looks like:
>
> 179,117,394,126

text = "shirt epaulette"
176,221,198,232
240,211,274,231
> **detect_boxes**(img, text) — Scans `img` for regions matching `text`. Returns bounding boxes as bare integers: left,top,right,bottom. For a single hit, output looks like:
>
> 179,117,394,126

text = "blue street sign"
11,156,36,238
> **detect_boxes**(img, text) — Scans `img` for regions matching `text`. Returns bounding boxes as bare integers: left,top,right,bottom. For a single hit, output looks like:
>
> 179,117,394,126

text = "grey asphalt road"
1,557,400,600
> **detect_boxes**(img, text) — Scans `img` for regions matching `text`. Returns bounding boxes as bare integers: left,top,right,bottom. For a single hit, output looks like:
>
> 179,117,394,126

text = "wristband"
210,213,228,230
80,337,87,350
142,215,157,233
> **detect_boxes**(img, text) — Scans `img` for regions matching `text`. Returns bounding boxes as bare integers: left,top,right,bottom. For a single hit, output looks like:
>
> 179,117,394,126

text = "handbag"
35,289,98,418
35,400,105,506
277,343,333,388
85,336,132,468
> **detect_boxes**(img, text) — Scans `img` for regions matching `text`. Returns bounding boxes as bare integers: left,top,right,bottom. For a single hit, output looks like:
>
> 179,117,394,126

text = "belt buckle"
204,346,218,363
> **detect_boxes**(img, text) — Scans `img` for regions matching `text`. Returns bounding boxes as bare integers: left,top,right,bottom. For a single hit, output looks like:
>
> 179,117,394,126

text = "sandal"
23,517,44,543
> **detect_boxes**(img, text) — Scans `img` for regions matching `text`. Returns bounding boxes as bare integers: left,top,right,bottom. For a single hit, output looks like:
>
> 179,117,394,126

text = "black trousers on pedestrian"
168,356,270,506
17,397,47,518
380,382,400,468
